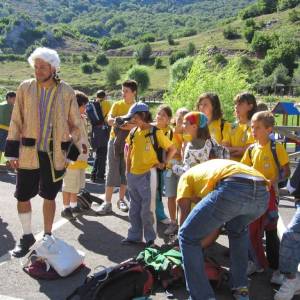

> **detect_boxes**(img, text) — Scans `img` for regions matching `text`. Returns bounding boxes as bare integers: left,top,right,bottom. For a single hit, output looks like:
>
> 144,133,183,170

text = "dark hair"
96,90,106,99
134,111,153,123
234,92,257,120
158,104,172,118
122,79,138,93
197,92,223,121
197,126,211,140
75,90,89,107
6,91,16,100
256,102,268,112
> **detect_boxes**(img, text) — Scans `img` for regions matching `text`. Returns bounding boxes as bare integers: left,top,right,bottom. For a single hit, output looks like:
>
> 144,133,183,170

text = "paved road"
0,168,299,300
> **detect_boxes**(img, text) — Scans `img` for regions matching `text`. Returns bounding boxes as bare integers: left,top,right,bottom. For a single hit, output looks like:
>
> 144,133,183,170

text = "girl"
164,107,189,235
222,92,257,161
196,92,231,145
154,105,175,225
123,102,176,246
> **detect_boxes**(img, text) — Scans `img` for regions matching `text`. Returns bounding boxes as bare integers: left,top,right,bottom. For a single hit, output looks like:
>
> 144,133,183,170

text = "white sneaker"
271,270,285,285
247,260,264,276
95,202,112,215
274,275,300,300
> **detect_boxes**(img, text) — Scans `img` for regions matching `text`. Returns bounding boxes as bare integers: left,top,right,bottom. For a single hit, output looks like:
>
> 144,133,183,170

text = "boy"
241,111,290,279
96,80,137,215
61,91,89,219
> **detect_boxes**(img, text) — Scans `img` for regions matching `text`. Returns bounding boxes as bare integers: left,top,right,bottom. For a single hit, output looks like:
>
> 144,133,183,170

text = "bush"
127,65,150,94
169,51,186,65
140,33,155,43
167,35,175,46
223,26,240,40
251,32,272,57
288,9,300,23
154,57,163,69
101,38,124,50
135,43,152,64
81,53,90,63
81,63,93,74
169,56,194,89
106,64,120,86
186,42,196,56
278,0,300,10
243,27,256,43
95,53,109,65
213,54,228,67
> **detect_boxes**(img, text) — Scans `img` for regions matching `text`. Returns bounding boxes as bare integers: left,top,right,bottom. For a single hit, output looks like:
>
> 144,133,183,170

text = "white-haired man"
5,47,85,257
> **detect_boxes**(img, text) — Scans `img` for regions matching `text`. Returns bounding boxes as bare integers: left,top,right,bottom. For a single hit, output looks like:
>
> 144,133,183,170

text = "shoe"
11,233,36,258
232,287,249,300
160,217,171,225
164,223,178,235
61,207,75,220
271,270,285,285
71,206,82,217
247,260,264,276
145,240,156,248
274,275,300,300
96,202,112,215
121,238,143,245
117,200,129,212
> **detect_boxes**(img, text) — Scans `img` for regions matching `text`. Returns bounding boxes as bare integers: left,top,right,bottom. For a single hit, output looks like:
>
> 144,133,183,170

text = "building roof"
272,102,300,115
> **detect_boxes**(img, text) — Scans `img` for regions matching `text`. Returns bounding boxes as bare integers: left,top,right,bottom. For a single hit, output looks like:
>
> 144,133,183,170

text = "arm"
177,197,192,226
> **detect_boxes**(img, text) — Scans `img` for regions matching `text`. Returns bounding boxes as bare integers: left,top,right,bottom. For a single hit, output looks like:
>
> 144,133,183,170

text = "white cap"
28,47,60,71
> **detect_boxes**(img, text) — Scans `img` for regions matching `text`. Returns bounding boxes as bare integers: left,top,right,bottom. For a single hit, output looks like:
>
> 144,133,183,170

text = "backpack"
248,140,286,188
86,101,105,127
77,189,104,210
66,259,154,300
209,138,230,159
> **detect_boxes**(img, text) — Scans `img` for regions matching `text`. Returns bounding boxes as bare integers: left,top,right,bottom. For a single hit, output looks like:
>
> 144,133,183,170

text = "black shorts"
15,152,63,201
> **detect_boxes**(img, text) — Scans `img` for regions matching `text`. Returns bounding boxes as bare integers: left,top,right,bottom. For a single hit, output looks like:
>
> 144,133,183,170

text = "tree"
169,56,194,89
169,51,186,65
81,63,93,74
95,53,109,65
288,9,300,23
105,64,120,87
243,27,255,43
101,38,124,50
127,66,150,94
223,26,240,40
154,57,163,69
251,32,272,57
81,53,90,63
167,34,175,46
186,42,196,56
135,43,152,64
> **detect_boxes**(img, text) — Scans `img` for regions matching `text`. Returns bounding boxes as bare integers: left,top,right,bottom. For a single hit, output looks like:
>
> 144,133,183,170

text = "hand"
155,162,166,170
9,159,19,170
82,144,87,154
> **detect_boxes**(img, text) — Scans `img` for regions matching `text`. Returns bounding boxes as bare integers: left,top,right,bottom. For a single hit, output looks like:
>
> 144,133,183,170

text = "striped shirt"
37,84,57,152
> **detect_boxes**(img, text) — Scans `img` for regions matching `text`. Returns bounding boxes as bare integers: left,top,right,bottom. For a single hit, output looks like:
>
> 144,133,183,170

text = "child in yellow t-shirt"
122,102,176,246
196,92,231,145
61,91,90,220
241,111,290,280
223,92,257,161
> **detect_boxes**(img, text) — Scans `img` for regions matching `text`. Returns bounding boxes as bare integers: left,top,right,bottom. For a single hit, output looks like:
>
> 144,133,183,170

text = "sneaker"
274,275,300,300
61,207,75,220
71,206,82,217
271,270,285,285
160,217,171,225
232,287,249,300
96,202,112,215
247,260,264,276
117,200,129,212
164,223,178,235
121,238,143,245
11,233,36,258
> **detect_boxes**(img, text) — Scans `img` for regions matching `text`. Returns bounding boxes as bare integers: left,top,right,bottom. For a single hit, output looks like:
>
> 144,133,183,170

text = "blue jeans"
279,203,300,274
179,181,268,300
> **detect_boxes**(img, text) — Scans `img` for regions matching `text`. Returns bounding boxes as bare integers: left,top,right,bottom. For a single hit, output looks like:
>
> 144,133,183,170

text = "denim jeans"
179,180,268,300
279,203,300,274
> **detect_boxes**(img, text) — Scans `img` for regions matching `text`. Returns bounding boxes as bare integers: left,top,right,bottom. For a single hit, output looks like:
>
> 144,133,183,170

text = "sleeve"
246,127,255,145
221,122,231,144
103,101,112,120
157,129,173,150
177,173,194,200
4,84,24,158
240,148,252,166
276,144,289,167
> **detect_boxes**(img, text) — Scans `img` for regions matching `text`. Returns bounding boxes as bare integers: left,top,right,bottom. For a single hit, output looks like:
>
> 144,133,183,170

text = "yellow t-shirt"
99,99,112,122
109,100,134,139
177,159,266,200
128,127,173,175
172,132,184,161
224,122,255,161
209,119,231,144
241,141,289,182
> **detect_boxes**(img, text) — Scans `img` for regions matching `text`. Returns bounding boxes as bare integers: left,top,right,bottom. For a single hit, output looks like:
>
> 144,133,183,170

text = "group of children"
60,81,299,300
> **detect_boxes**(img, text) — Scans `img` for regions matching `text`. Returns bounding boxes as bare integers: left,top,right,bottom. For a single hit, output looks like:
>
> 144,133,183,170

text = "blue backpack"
86,101,105,126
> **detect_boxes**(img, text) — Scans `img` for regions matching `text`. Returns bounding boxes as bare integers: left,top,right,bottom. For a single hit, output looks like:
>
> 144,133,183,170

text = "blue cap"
123,102,149,120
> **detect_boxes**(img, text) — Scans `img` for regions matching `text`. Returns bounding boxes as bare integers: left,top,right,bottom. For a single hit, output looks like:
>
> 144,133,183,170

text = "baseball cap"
123,102,149,120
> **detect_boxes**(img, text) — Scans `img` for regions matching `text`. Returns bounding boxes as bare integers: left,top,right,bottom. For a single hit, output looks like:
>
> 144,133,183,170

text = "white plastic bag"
35,235,85,277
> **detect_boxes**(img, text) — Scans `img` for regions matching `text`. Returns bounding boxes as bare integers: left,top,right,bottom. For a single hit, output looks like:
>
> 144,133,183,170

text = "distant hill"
0,0,255,53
